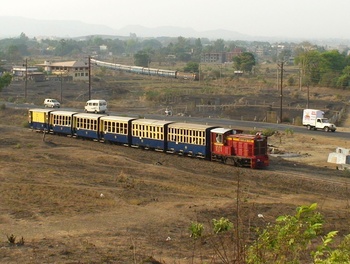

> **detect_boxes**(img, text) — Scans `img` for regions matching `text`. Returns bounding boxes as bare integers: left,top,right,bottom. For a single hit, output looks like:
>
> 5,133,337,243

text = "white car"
44,99,60,108
84,99,107,113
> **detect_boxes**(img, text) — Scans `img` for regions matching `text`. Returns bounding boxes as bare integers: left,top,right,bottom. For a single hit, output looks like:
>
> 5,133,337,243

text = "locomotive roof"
168,122,218,130
211,128,233,134
211,127,244,134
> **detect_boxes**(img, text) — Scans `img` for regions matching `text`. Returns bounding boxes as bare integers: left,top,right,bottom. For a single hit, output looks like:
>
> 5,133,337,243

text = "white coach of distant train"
90,58,198,81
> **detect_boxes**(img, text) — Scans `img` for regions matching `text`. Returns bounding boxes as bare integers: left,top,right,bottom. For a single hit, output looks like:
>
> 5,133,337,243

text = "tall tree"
232,52,256,73
212,39,225,52
0,72,12,92
134,50,150,67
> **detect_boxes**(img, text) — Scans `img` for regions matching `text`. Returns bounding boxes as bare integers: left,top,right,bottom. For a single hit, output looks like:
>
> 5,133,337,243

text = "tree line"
2,33,350,88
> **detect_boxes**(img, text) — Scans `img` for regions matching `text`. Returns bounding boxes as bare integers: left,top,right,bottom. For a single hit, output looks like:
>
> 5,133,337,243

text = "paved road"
5,101,350,140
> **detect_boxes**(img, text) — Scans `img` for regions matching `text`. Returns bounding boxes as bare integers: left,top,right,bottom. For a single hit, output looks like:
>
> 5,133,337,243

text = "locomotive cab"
210,128,242,156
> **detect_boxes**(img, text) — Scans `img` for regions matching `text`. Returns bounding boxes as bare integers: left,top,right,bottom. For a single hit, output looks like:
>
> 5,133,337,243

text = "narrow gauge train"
91,58,199,81
28,109,269,169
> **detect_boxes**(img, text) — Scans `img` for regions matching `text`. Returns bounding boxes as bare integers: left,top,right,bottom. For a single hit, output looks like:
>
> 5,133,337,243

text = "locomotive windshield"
254,138,267,155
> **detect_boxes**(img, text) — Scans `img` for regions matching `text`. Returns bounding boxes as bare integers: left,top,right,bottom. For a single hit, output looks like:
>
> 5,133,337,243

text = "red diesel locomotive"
210,128,269,168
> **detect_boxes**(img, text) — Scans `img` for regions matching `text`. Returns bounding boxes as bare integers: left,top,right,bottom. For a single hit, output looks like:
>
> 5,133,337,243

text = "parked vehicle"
44,98,60,108
302,109,336,132
84,99,107,114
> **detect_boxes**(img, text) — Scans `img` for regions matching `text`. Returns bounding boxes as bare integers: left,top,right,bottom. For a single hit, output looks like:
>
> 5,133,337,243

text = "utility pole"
277,61,284,123
88,56,91,100
60,71,63,103
24,58,28,101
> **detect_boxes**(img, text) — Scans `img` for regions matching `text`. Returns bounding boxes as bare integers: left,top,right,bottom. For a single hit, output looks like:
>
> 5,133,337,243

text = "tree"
0,72,12,92
232,52,256,73
183,61,199,73
134,50,150,67
295,50,324,85
212,39,225,52
7,45,22,61
336,66,350,89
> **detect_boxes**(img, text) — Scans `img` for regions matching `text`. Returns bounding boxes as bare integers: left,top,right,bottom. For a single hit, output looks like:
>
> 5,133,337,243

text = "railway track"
267,163,350,193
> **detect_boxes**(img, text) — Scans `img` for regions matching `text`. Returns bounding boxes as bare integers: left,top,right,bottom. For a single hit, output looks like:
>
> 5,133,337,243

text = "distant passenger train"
91,58,199,81
28,109,269,169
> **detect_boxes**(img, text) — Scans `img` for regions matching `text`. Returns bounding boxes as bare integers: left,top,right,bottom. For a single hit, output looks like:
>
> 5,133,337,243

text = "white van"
84,100,107,113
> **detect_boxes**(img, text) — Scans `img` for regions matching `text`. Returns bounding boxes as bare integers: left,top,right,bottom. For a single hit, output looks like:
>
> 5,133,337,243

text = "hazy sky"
3,0,350,39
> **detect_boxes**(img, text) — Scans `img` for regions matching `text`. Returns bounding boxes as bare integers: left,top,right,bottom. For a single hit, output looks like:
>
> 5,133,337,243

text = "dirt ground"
1,107,350,264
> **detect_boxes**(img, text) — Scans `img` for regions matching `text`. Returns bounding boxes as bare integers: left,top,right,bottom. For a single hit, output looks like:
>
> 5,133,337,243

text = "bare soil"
1,74,350,263
1,106,350,264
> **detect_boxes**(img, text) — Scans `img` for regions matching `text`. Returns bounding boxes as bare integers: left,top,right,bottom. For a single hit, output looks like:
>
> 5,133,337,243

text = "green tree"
336,66,350,89
0,72,12,92
134,50,150,67
183,61,199,73
212,38,225,52
232,52,256,73
295,50,324,85
7,45,22,61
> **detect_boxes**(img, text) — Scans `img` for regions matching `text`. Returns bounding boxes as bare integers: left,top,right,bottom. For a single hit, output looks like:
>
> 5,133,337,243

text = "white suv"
44,99,60,108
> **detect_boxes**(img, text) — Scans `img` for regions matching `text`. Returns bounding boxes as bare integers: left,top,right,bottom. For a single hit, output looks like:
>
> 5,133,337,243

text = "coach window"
154,126,158,139
121,122,125,134
123,123,126,134
149,126,153,139
180,129,185,143
117,122,121,134
79,118,84,129
159,127,163,140
139,125,143,138
151,126,155,139
89,119,93,130
137,124,140,137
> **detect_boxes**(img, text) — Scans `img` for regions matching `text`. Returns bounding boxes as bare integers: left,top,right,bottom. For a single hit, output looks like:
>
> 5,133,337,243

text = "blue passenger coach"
72,113,105,139
50,111,78,135
99,116,136,145
131,119,174,150
167,123,218,159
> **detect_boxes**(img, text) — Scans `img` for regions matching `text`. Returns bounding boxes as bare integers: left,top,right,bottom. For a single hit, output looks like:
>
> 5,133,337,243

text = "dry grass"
1,76,350,262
